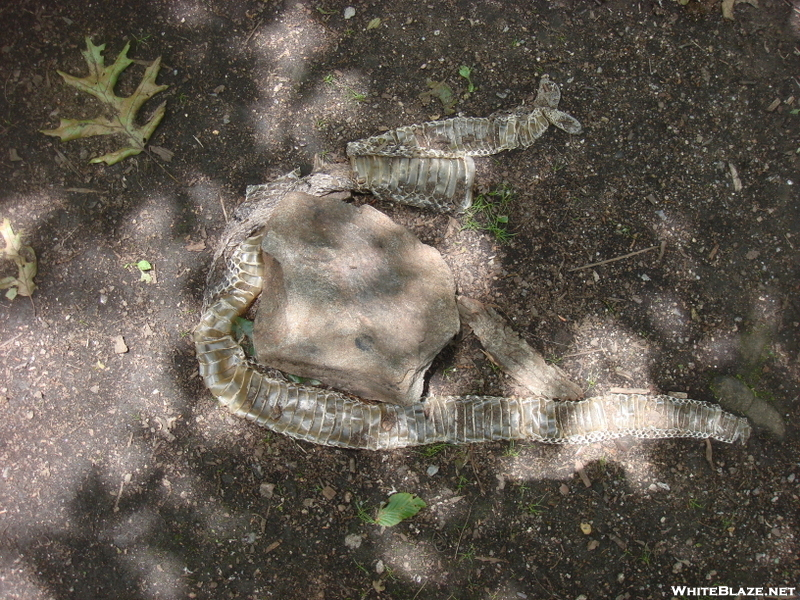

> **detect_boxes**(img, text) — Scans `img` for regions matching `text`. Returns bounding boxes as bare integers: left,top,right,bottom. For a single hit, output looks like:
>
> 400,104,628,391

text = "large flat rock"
252,192,460,405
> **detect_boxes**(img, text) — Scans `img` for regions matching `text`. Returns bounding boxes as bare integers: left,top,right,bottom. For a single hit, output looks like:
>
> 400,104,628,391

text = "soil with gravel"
1,1,799,599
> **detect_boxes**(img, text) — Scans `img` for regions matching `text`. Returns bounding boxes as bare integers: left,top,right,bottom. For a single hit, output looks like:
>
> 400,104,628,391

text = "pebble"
259,483,275,498
344,533,362,549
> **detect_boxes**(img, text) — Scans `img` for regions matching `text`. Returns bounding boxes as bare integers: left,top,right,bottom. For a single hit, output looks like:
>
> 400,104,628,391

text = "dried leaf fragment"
40,37,168,165
419,79,457,115
722,0,759,20
0,218,38,299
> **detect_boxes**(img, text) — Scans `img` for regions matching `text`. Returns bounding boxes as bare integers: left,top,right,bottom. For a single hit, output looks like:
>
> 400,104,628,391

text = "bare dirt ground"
1,1,799,599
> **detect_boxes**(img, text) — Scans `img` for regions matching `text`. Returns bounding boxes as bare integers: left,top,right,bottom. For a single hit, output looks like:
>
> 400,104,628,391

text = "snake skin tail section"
345,77,582,212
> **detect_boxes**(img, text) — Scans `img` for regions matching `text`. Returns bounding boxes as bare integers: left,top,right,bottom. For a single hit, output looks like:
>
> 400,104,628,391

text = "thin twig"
220,195,229,223
561,348,604,359
0,333,23,351
452,498,476,560
468,446,486,495
411,579,427,600
568,244,660,272
244,18,264,44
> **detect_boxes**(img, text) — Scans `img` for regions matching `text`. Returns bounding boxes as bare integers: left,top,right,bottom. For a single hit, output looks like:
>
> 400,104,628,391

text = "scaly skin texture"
194,235,750,449
345,76,582,212
195,77,750,449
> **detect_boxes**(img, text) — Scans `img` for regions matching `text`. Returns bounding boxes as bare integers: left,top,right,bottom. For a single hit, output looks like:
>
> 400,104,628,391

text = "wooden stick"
220,195,229,223
568,244,660,272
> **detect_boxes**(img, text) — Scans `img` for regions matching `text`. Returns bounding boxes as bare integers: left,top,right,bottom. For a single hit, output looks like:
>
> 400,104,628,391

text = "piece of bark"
457,296,582,400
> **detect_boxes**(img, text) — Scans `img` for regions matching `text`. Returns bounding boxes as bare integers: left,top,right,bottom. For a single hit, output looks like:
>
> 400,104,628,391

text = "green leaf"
136,260,152,271
458,65,475,93
40,37,168,165
233,316,254,338
374,493,426,527
286,373,322,386
366,17,382,30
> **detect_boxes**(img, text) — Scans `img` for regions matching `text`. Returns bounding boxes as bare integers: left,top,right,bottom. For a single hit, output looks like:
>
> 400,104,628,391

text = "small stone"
259,483,275,498
426,465,439,476
745,249,760,260
343,6,356,19
321,485,336,500
344,533,362,549
113,335,128,354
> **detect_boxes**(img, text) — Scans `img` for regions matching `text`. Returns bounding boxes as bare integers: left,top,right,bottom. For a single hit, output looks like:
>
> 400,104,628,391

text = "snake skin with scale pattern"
194,78,751,449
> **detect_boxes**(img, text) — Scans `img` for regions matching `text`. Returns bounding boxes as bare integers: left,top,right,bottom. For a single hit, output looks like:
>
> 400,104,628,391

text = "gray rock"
252,192,459,405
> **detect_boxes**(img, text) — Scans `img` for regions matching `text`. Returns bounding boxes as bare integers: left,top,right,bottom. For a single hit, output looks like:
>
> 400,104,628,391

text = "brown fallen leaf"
185,240,206,252
40,37,168,165
475,556,507,563
149,145,174,161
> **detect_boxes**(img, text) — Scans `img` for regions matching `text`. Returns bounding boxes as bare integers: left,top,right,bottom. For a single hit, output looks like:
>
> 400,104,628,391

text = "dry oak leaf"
41,37,168,165
0,218,37,300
